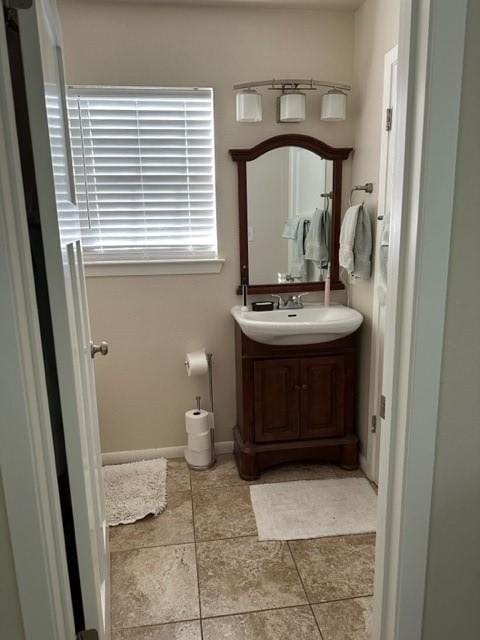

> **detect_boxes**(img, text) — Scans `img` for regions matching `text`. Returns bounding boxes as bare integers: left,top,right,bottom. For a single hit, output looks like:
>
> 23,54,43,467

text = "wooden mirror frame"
230,134,353,294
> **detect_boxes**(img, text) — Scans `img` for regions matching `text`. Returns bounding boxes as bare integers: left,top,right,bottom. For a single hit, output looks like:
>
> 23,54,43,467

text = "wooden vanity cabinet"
234,324,358,480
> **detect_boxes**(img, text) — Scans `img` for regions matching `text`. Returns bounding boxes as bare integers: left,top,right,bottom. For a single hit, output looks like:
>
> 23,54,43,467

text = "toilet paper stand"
184,352,216,470
206,353,216,467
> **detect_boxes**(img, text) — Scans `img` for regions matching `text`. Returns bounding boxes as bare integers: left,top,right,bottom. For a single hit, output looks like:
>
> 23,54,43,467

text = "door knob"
90,340,109,358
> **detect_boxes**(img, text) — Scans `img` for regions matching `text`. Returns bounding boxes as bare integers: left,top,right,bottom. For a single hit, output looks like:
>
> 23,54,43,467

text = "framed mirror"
230,134,352,293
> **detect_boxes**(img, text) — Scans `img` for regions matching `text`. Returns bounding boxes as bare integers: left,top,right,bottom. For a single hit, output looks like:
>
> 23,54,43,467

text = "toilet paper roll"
188,430,211,452
185,350,209,377
185,447,211,469
185,409,210,435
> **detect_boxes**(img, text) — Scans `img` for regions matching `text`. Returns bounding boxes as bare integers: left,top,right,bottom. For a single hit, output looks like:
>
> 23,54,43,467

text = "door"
254,359,300,442
300,356,345,439
367,46,398,484
17,1,107,636
67,241,108,625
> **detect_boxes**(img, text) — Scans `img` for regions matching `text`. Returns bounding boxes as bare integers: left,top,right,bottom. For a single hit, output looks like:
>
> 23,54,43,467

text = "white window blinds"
67,86,217,261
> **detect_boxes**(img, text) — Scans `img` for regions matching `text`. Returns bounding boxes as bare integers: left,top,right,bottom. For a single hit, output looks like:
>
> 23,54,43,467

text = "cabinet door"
300,356,345,439
254,359,300,442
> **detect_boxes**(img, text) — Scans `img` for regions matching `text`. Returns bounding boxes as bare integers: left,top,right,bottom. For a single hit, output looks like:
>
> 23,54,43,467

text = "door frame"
0,0,469,638
0,14,76,639
373,0,468,638
366,44,398,483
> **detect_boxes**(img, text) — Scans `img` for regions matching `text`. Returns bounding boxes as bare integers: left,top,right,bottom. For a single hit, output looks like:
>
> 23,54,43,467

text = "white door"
367,47,398,484
17,0,107,636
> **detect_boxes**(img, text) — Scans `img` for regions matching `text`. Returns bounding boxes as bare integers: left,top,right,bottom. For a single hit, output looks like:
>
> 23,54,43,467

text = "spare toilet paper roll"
188,430,211,452
185,409,210,435
185,350,209,377
185,447,211,468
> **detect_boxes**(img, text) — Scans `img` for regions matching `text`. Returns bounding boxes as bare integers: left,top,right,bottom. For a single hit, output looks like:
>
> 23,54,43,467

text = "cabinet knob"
302,384,308,390
294,384,301,391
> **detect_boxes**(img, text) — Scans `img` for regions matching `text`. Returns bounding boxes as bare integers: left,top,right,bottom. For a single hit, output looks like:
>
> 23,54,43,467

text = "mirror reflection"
247,147,333,285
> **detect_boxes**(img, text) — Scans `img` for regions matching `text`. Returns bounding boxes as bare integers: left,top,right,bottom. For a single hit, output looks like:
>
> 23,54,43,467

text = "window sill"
84,258,225,277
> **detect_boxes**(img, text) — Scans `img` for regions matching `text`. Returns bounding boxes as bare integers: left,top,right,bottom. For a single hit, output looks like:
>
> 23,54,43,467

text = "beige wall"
422,1,480,635
0,474,25,640
58,0,354,450
350,0,399,452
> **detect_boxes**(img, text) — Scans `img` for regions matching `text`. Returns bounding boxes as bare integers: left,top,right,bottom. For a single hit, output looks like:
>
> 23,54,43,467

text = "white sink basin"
231,303,363,346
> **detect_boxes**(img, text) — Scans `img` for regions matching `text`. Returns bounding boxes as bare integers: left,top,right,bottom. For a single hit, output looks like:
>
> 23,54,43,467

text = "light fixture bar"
233,78,351,92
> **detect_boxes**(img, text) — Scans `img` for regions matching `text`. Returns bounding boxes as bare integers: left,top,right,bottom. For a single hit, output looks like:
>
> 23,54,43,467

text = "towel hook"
320,190,333,212
349,182,373,206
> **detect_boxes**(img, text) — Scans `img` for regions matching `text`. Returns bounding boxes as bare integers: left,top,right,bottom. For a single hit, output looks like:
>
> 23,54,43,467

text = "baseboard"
213,440,235,455
359,452,372,479
102,440,234,466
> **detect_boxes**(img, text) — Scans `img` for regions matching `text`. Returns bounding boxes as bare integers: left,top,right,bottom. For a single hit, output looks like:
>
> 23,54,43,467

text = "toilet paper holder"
205,353,216,467
184,352,216,469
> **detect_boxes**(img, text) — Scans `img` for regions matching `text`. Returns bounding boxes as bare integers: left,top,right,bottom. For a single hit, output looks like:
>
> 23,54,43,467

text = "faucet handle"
297,292,310,306
270,294,282,308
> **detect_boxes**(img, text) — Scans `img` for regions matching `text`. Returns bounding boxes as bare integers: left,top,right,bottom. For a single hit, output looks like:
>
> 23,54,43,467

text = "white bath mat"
250,477,377,541
103,458,167,526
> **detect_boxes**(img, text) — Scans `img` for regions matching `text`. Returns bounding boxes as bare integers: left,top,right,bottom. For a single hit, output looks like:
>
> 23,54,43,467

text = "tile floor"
110,455,374,639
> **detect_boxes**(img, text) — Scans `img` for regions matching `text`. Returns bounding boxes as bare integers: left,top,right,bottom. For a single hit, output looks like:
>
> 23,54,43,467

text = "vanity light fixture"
278,91,306,123
234,79,350,124
320,89,348,122
236,89,262,122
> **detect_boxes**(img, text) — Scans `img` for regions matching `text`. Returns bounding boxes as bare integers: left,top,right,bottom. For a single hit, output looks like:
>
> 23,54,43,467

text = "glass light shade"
278,92,306,123
236,89,262,122
321,90,347,121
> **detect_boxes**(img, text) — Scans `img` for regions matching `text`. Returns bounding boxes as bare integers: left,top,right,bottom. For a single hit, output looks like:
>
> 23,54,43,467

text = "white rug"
250,477,377,541
103,458,167,526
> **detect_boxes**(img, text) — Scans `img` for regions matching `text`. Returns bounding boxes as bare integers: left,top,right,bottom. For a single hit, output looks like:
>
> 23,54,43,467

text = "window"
67,86,217,263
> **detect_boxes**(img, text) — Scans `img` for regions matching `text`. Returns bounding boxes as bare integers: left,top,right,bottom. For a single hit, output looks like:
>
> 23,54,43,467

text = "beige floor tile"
289,535,375,603
109,491,194,551
312,597,373,640
190,454,252,492
111,544,199,629
112,620,201,639
202,606,322,640
192,485,257,541
168,459,191,493
196,536,307,618
260,462,338,483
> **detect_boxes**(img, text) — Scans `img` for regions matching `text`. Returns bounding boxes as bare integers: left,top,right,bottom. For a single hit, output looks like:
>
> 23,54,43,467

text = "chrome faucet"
271,293,309,310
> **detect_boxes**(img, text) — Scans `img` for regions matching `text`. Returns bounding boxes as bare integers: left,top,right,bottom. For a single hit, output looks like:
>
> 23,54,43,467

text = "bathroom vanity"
230,134,359,479
233,325,358,479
